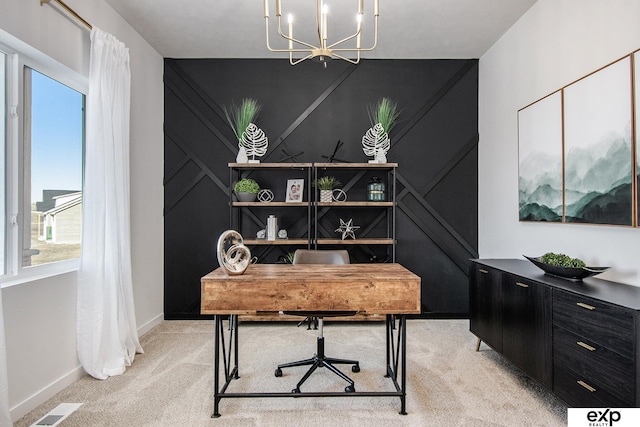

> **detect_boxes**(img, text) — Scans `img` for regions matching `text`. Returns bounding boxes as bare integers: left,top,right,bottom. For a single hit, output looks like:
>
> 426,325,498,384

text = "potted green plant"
316,176,341,202
234,178,260,202
224,98,263,163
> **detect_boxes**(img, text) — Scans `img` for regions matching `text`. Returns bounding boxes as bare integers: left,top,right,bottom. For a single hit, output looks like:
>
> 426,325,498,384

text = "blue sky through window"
30,69,83,203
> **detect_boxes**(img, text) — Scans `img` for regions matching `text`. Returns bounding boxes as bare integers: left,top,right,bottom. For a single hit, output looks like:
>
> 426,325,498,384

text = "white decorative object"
241,123,268,163
224,99,262,163
257,229,266,239
258,189,274,202
362,123,390,163
266,214,278,241
278,229,288,239
217,230,252,275
236,145,248,163
332,189,347,202
335,218,360,240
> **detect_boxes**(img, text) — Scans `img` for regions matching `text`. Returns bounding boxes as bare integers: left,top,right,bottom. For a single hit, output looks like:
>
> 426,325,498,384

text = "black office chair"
274,249,360,393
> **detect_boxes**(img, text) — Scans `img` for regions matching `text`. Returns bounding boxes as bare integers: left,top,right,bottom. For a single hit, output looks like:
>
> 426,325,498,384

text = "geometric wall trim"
164,58,478,319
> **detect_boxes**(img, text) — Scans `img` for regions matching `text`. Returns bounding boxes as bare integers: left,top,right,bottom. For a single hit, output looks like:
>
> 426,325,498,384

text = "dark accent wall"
164,58,478,319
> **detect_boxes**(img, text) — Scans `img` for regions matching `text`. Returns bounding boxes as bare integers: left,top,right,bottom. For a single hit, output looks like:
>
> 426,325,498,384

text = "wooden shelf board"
316,201,394,207
230,162,396,169
316,238,394,245
232,202,309,207
244,239,393,245
230,202,394,207
229,162,312,169
315,162,398,169
244,239,309,245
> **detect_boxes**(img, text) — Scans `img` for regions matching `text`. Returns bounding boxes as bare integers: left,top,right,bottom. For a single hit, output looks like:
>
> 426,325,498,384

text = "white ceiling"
102,0,537,59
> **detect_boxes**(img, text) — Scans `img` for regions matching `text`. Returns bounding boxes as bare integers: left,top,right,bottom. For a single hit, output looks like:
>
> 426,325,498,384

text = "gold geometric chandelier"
264,0,380,66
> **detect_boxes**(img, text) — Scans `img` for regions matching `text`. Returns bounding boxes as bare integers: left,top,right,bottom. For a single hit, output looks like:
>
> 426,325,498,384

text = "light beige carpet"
16,319,567,426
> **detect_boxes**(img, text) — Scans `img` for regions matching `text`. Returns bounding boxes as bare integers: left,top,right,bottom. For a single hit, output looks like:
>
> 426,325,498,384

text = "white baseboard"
138,313,164,337
10,366,86,422
10,313,164,422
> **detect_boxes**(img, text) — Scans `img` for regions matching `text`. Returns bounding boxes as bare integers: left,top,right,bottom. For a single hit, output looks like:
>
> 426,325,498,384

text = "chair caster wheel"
345,385,355,393
352,364,360,373
292,388,300,394
274,368,282,377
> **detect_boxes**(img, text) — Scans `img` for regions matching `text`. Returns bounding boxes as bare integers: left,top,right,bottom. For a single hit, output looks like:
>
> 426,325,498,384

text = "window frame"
1,31,88,288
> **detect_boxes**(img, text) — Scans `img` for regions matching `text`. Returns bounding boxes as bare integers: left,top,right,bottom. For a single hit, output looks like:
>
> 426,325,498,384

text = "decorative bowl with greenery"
539,252,585,268
234,178,260,202
524,253,609,281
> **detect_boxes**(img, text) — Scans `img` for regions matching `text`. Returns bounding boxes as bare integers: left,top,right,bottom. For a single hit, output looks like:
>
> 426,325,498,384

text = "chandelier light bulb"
287,13,293,24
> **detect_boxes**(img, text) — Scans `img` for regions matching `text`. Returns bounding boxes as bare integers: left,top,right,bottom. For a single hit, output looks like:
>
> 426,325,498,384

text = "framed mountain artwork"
518,91,563,222
563,56,633,226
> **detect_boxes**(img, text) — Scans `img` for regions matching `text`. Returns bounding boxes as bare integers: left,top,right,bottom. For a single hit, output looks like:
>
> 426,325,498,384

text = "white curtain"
77,27,143,380
0,290,11,426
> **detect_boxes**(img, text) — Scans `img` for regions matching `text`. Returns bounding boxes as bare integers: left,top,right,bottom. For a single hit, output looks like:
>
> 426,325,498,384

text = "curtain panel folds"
77,27,142,380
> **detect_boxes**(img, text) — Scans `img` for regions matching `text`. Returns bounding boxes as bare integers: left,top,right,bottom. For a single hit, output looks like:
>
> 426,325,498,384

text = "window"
1,33,87,283
1,52,6,276
23,68,84,267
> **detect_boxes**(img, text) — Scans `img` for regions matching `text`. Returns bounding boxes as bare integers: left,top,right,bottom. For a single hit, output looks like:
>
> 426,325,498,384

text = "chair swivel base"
275,336,360,393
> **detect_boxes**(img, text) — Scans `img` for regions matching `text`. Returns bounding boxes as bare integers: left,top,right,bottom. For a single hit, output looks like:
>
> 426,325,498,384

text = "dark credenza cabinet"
470,259,640,407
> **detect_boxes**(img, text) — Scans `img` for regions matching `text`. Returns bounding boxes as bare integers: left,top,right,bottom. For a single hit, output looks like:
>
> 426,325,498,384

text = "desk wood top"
201,263,421,315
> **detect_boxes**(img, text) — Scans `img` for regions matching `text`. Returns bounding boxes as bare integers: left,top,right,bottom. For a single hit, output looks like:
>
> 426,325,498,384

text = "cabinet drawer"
553,290,634,358
553,325,633,401
554,364,633,408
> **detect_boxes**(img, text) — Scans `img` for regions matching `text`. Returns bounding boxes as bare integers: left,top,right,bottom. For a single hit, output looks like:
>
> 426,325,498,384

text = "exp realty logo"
568,408,640,427
585,409,620,426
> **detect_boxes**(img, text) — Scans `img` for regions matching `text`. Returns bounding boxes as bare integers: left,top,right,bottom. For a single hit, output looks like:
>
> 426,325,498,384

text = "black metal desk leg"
384,315,392,378
232,314,240,379
400,315,407,415
212,315,221,418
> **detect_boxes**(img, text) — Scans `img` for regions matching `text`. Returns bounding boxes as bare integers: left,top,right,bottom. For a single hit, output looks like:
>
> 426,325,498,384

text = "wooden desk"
201,263,421,417
201,263,421,315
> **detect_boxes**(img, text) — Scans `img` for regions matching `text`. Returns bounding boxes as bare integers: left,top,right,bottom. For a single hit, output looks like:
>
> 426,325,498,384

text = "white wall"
479,0,640,286
0,0,164,420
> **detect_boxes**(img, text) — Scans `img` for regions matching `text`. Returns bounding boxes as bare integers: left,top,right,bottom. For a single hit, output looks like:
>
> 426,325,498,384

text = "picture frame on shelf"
285,179,304,203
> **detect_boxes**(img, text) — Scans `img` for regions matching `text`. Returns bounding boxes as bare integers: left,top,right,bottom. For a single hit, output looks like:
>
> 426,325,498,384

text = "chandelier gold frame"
264,0,380,66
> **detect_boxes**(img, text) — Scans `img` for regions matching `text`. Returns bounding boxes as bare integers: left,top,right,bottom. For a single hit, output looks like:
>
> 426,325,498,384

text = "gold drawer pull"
516,282,529,288
577,302,596,310
577,380,596,393
577,341,596,351
479,269,488,274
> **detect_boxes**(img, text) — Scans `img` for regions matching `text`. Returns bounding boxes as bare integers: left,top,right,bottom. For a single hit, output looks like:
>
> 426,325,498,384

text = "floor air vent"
33,403,83,426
